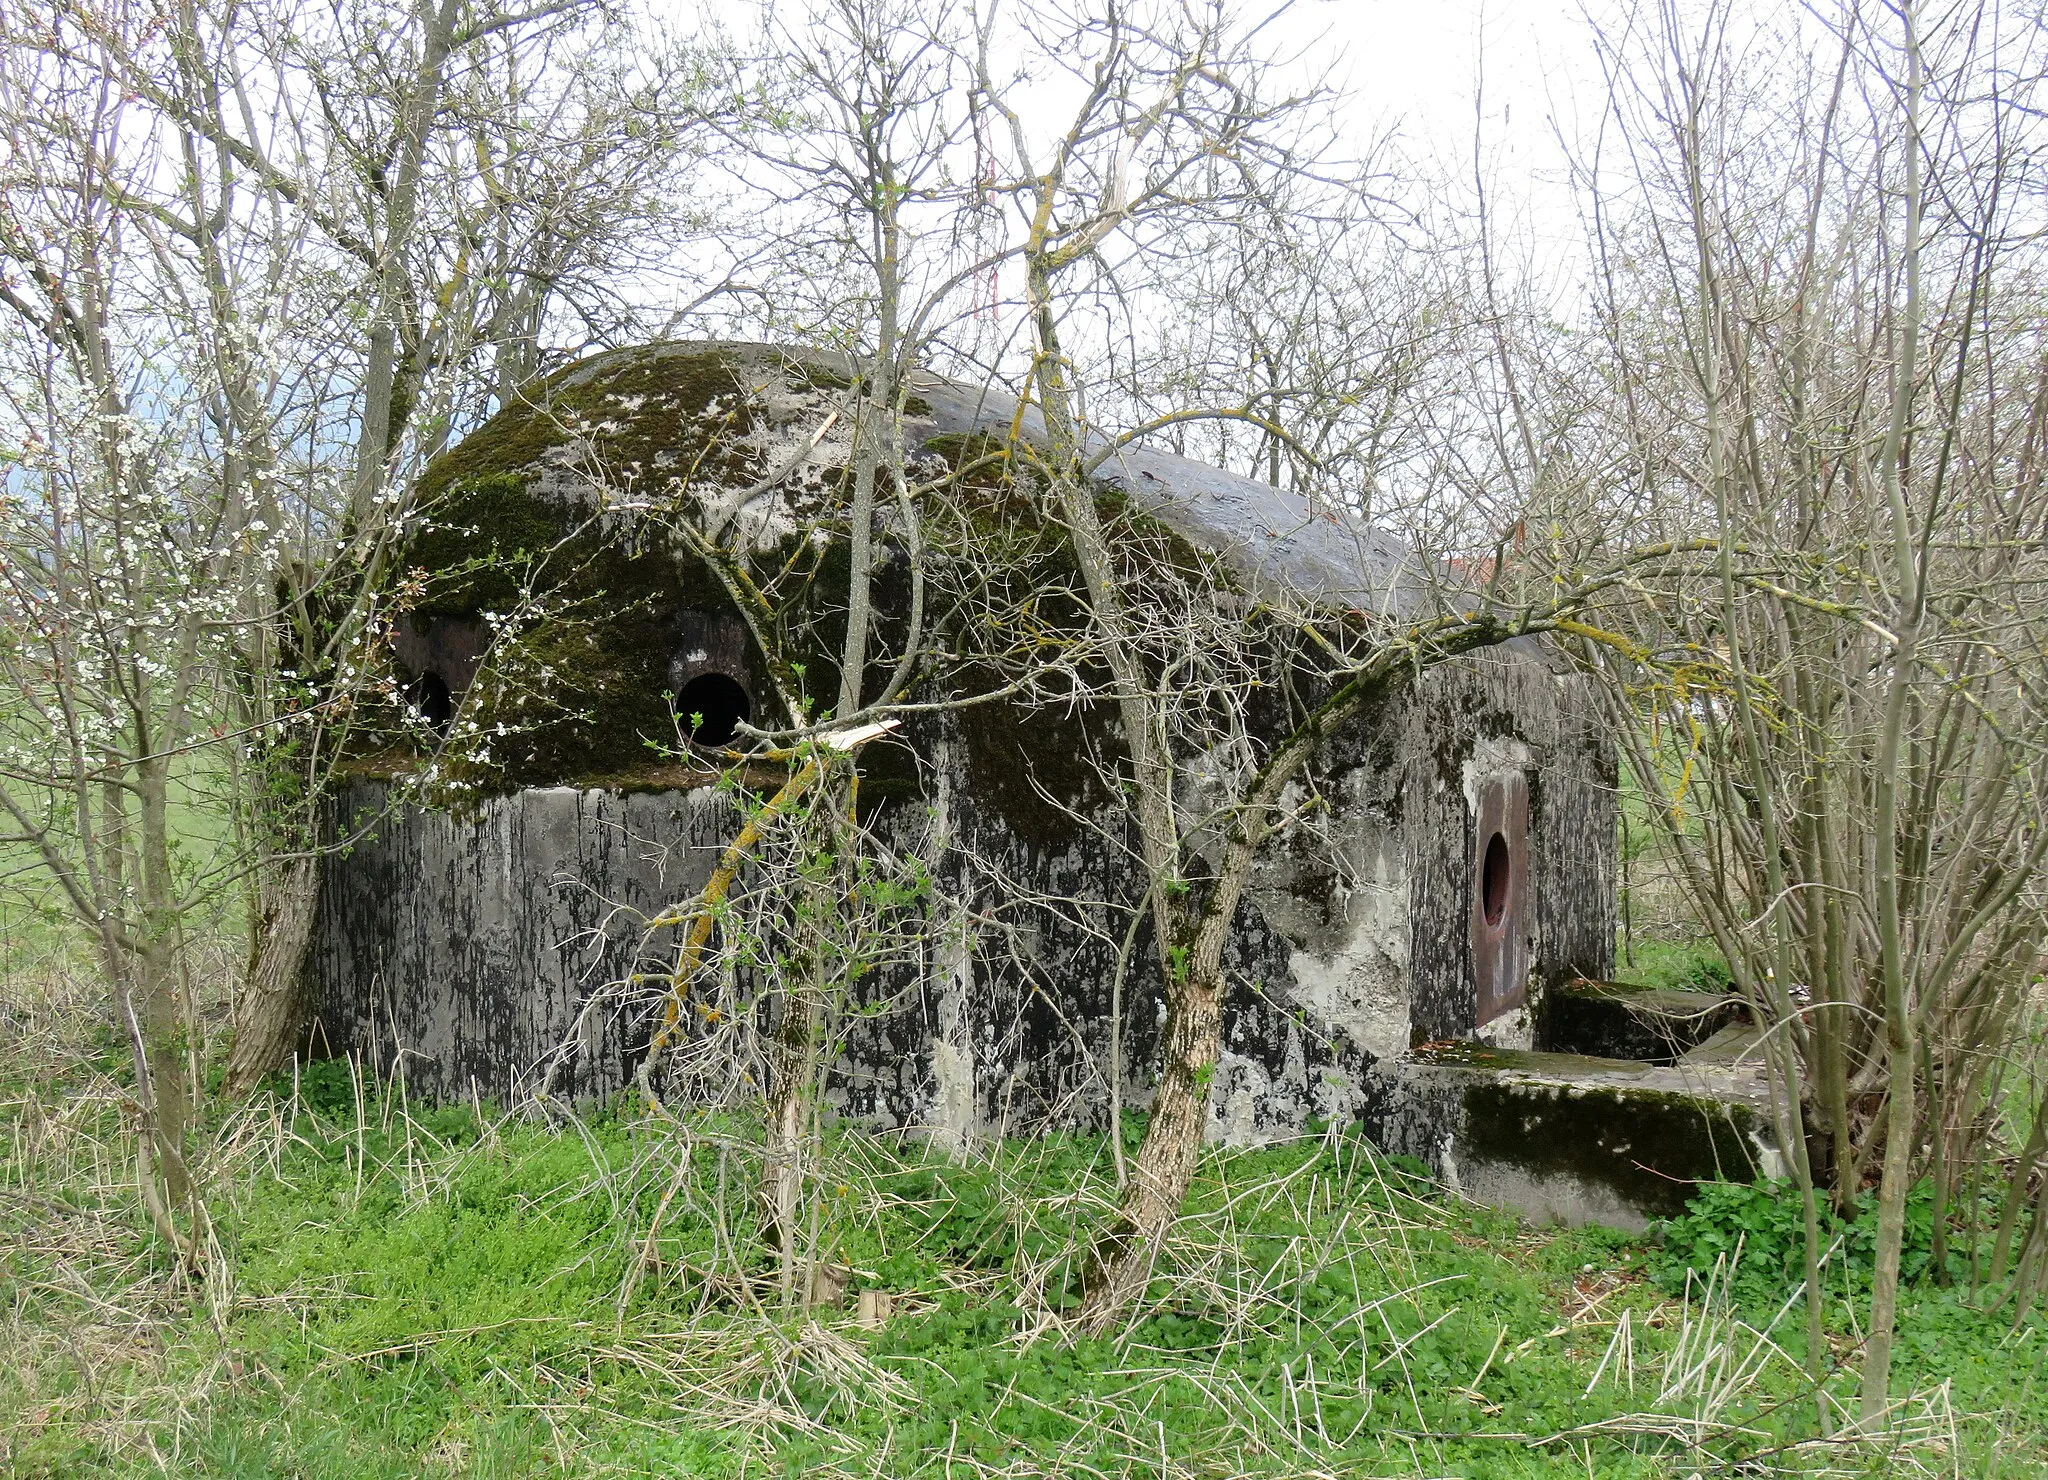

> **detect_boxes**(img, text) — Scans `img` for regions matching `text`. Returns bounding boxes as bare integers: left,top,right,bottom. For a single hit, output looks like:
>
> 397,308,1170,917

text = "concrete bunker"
312,340,1769,1229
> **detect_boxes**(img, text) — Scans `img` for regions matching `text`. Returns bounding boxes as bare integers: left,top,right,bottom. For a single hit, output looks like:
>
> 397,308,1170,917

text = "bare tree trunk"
836,205,899,721
125,752,208,1265
1024,276,1215,1326
1862,1041,1918,1418
111,952,191,1253
223,850,322,1095
1861,3,1926,1422
1072,706,1344,1326
132,944,195,1201
1076,946,1223,1329
762,898,826,1305
1987,1092,2048,1294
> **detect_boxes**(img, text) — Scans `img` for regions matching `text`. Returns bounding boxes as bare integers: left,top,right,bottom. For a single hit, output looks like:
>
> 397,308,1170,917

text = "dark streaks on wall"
313,642,1612,1146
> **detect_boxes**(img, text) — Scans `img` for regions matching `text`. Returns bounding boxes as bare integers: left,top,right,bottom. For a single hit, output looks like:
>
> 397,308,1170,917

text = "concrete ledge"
1360,1043,1782,1229
1536,977,1739,1063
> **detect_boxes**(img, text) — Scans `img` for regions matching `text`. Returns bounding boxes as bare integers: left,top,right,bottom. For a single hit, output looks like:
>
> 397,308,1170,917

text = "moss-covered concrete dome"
383,339,1423,793
387,343,889,789
308,340,1740,1232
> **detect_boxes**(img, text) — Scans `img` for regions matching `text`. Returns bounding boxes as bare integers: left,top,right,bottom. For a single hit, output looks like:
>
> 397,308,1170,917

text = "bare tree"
0,0,712,1252
952,0,1686,1327
655,0,987,1275
1568,0,2048,1419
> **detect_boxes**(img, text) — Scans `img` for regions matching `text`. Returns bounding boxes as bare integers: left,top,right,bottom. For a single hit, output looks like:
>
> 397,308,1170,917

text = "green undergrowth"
1653,1177,1960,1304
1613,935,1734,995
1654,1177,2048,1419
3,1066,2046,1477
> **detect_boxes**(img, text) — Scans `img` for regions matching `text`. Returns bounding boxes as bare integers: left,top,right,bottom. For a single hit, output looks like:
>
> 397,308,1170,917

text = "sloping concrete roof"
506,339,1423,611
904,366,1422,611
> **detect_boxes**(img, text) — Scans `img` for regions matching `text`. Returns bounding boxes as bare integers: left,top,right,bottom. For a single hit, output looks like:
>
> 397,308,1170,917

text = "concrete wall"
310,653,1614,1145
313,784,735,1100
1404,647,1617,1048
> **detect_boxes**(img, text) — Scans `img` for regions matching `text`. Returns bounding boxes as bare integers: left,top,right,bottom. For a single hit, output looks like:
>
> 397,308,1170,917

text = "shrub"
1651,1177,1950,1307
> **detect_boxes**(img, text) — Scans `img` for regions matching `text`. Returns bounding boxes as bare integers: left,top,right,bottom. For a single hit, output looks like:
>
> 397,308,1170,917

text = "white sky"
718,0,1612,233
1277,0,1599,150
659,0,1626,333
1269,0,1605,274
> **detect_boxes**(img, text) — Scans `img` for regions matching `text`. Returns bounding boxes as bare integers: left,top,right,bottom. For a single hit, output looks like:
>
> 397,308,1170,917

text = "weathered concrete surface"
907,366,1419,608
1406,657,1617,1048
1537,978,1740,1064
312,647,1616,1149
1361,1043,1780,1228
313,783,735,1101
313,704,1388,1133
312,338,1621,1174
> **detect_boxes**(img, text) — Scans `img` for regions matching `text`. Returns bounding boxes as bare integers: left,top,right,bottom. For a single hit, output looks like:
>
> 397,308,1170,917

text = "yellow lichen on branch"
640,757,822,1086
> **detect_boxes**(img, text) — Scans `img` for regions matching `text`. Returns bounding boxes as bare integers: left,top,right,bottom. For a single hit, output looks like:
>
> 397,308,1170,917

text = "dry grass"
0,954,2035,1477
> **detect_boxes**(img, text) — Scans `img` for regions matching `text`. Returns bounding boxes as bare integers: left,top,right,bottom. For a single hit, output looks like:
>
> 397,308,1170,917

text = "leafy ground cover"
2,974,2043,1478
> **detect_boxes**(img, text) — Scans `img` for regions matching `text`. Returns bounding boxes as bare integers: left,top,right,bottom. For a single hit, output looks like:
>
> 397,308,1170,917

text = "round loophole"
676,672,751,748
1481,830,1511,928
409,670,454,736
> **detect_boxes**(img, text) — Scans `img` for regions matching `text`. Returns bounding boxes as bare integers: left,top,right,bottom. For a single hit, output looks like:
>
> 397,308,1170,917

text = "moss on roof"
375,341,1258,815
414,345,769,507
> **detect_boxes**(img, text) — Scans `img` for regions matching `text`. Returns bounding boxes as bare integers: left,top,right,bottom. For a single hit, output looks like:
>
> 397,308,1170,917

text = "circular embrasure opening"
676,672,751,748
1481,830,1511,928
409,670,455,736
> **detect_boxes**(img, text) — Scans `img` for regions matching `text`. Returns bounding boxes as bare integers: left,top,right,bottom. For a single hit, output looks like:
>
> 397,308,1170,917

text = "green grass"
4,1038,2044,1478
0,750,247,979
1613,935,1733,994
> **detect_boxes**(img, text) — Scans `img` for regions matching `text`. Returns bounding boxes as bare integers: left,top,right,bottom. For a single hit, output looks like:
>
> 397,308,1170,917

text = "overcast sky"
1270,0,1605,278
656,0,1633,332
1277,0,1598,153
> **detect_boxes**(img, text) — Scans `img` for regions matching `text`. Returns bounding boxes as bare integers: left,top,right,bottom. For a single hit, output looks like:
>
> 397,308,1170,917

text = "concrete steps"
1359,981,1778,1230
1537,977,1741,1063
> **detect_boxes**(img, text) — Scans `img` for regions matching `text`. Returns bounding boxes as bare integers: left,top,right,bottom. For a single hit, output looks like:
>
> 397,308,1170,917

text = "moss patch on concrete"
382,341,1281,812
1536,978,1739,1064
413,345,766,507
1458,1077,1766,1221
389,468,737,790
958,692,1125,850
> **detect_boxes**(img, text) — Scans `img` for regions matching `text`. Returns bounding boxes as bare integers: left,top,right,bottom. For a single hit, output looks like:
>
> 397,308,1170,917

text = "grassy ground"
4,967,2044,1478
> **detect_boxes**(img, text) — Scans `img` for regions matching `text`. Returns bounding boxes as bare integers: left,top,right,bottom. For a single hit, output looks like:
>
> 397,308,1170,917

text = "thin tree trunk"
136,941,195,1204
1077,947,1222,1330
1861,2,1925,1423
1078,800,1281,1329
1986,1090,2048,1293
763,976,822,1303
224,850,322,1095
126,751,208,1265
837,182,899,722
111,949,193,1259
1862,1057,1918,1418
1024,262,1216,1329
